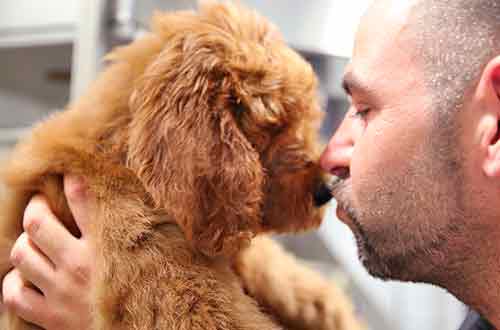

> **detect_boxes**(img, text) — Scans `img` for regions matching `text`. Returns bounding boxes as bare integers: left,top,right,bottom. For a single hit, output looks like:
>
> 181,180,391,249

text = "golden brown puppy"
0,2,362,329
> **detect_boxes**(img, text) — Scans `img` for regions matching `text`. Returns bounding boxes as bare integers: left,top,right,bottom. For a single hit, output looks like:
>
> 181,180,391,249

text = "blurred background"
0,1,466,329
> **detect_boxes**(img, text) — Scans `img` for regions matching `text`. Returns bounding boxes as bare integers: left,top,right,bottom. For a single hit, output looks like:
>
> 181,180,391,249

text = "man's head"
320,0,500,287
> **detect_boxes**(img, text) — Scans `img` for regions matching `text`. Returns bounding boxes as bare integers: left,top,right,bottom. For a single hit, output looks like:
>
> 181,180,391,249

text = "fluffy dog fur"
0,2,362,329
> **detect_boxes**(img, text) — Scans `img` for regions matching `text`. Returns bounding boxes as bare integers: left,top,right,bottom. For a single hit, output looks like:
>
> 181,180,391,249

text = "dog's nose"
313,182,333,207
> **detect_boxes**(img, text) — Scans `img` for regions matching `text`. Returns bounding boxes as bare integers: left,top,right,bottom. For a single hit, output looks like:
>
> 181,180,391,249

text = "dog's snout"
313,182,333,207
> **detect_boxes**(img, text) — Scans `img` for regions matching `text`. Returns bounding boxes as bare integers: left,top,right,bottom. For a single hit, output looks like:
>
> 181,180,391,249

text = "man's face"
320,1,468,281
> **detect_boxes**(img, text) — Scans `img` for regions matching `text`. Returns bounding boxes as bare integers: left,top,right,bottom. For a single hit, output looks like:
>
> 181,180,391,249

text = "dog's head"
126,1,332,257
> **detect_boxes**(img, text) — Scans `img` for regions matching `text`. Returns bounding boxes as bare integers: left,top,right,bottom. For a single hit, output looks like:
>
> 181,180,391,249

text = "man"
320,0,500,328
4,0,500,329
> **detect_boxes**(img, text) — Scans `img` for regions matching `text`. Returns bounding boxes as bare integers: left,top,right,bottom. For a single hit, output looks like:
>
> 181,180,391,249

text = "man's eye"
351,108,371,119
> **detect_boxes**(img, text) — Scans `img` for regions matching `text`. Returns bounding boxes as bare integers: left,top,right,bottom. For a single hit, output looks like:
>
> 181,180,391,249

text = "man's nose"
320,114,355,175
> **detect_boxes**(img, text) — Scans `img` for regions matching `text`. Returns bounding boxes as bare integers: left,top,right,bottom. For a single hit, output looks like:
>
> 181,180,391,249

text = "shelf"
0,0,78,49
0,127,28,146
0,25,74,49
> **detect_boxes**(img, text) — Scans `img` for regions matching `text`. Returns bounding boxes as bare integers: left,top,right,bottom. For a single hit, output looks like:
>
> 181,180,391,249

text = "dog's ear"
127,42,264,257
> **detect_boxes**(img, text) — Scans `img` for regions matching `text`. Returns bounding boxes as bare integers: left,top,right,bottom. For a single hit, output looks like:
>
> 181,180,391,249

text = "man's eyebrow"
342,71,371,97
342,73,353,96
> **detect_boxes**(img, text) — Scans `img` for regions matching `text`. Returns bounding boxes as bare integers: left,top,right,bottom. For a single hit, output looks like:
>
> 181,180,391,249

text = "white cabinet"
0,0,77,136
0,0,79,47
0,0,78,29
0,45,72,146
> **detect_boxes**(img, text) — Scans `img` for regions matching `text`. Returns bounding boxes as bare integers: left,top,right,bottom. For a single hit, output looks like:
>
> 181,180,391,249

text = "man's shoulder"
458,310,494,330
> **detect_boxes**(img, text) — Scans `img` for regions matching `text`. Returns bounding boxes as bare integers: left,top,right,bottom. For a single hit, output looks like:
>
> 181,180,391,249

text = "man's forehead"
351,0,421,84
344,0,426,105
367,0,420,19
356,0,417,47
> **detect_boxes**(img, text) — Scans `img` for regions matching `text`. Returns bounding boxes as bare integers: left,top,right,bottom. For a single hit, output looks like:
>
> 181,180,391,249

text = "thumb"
64,175,92,238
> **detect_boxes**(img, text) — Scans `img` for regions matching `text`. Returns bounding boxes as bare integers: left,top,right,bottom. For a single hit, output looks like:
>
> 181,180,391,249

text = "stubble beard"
331,179,399,280
331,121,467,283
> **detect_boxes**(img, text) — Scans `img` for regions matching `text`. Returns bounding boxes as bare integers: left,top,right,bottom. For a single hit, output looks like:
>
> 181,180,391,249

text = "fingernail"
73,175,86,187
10,250,21,266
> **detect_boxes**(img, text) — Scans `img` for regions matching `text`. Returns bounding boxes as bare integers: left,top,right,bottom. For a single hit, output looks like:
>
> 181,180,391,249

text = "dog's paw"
233,237,364,330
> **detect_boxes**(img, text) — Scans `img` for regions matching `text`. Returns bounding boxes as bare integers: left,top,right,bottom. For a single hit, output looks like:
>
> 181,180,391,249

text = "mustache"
326,173,358,220
328,176,349,204
326,168,350,201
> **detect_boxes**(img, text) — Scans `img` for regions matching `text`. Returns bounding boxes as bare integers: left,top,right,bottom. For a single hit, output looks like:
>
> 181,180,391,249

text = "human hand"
2,175,94,330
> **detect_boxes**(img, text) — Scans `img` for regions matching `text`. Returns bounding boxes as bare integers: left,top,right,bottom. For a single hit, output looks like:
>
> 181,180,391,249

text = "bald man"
320,0,500,328
4,1,500,329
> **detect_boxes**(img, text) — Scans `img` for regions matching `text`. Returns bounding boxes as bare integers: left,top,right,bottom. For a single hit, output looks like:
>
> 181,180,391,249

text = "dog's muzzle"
313,181,333,207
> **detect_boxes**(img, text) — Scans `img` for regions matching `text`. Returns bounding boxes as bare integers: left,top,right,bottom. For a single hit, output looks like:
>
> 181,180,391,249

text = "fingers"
4,176,95,330
2,269,49,328
23,195,78,267
64,175,91,238
10,233,55,293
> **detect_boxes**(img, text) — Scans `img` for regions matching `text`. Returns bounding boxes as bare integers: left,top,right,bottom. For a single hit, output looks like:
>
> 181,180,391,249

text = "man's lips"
335,205,354,227
336,206,348,220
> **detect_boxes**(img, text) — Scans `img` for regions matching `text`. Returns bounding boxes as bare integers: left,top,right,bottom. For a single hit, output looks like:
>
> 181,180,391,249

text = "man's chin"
359,252,395,281
336,205,402,280
356,236,420,282
349,221,395,281
359,251,393,280
337,205,435,283
335,206,357,230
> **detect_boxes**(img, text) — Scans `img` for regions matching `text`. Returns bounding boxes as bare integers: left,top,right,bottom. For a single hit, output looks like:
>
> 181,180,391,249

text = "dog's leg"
233,236,364,330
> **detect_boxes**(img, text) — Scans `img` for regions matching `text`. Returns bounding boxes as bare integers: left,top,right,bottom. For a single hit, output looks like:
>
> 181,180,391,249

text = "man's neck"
456,279,500,328
439,239,500,328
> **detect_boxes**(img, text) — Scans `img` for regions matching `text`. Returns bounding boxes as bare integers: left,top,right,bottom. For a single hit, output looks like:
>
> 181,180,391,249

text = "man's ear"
483,118,500,177
477,56,500,178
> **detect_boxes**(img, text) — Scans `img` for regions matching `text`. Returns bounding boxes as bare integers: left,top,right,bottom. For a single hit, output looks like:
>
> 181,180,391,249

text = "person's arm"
2,175,94,330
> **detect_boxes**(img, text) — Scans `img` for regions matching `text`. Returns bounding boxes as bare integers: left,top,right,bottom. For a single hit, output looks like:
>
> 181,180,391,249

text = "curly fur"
0,1,363,329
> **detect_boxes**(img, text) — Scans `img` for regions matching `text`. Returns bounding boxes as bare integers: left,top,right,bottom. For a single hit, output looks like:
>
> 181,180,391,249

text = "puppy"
0,2,360,329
